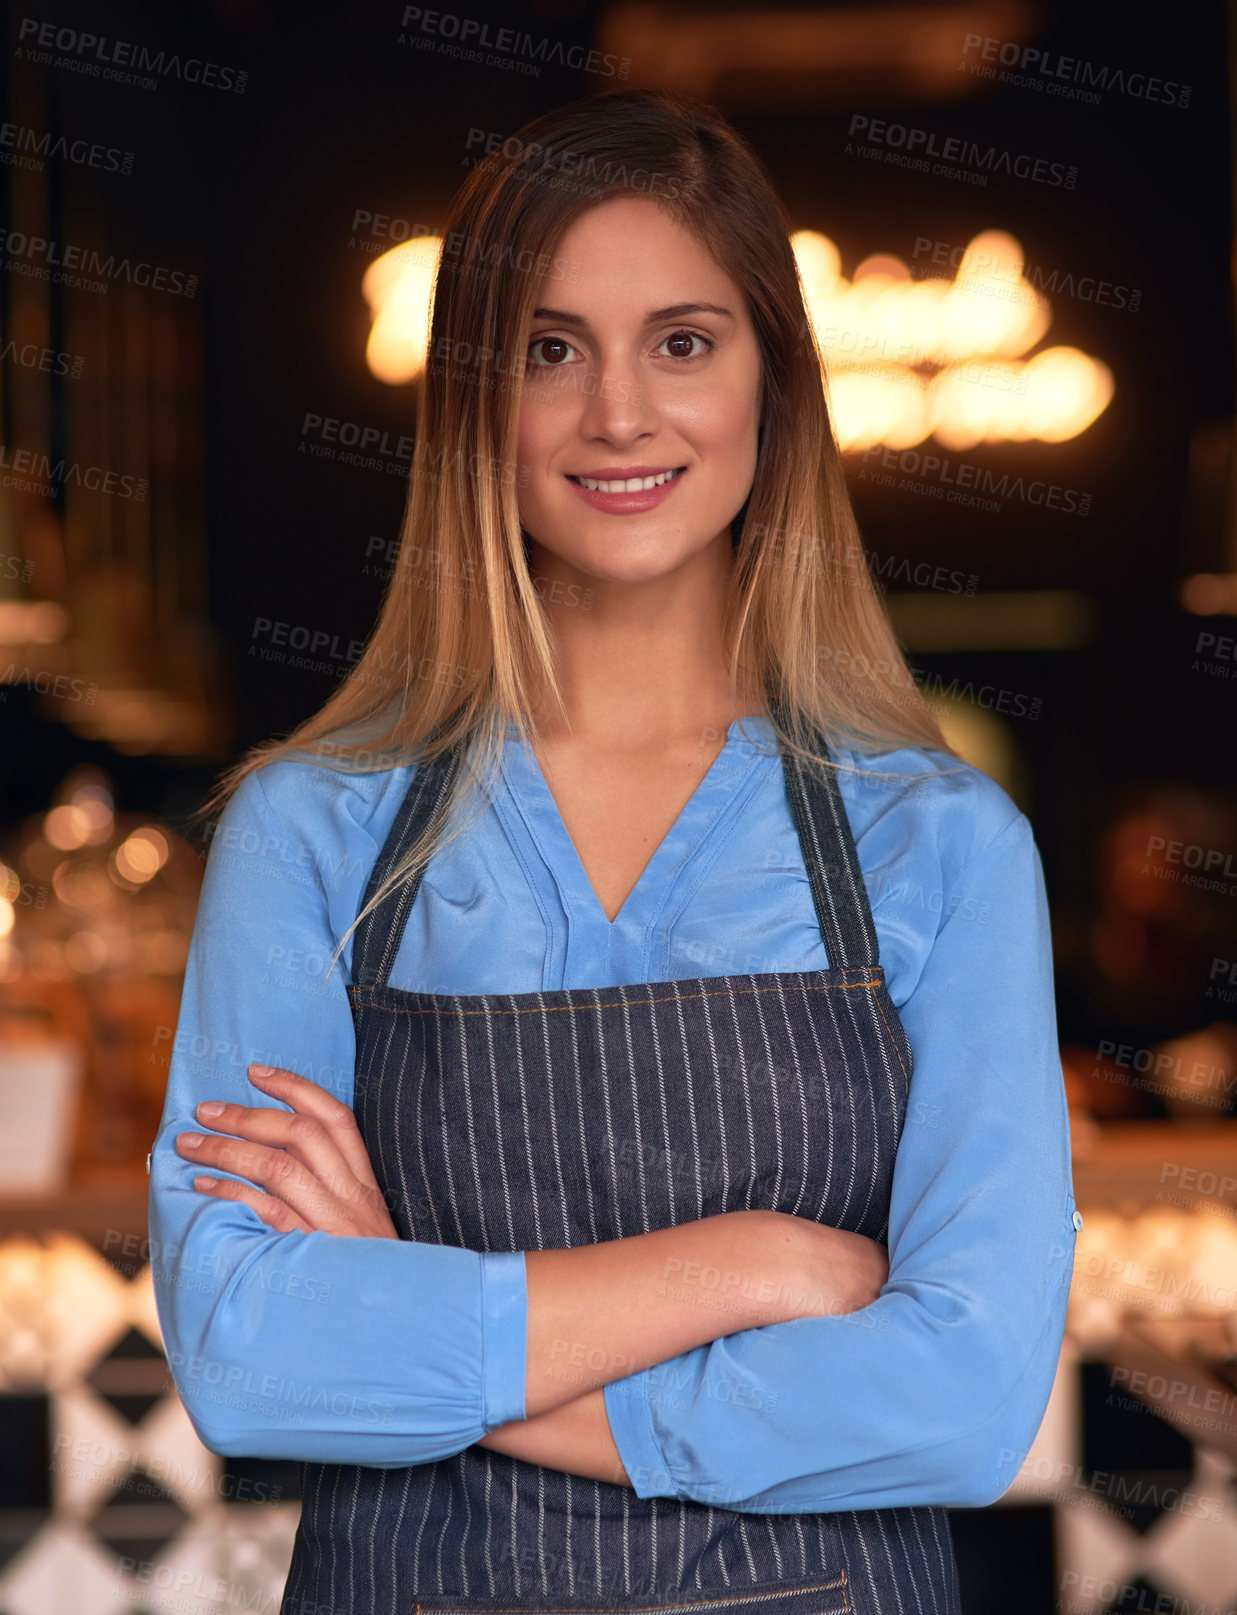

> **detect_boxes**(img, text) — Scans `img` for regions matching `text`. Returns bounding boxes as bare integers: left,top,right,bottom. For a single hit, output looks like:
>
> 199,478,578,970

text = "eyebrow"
530,302,737,326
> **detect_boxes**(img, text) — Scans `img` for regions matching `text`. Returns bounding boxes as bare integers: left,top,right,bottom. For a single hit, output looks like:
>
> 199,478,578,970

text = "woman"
149,86,1079,1615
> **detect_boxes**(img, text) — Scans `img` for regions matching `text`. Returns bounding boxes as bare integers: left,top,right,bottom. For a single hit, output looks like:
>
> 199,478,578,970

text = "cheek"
516,409,561,474
691,383,760,454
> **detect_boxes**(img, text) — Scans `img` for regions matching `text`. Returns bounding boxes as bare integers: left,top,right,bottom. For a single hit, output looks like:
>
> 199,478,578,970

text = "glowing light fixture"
793,227,1113,450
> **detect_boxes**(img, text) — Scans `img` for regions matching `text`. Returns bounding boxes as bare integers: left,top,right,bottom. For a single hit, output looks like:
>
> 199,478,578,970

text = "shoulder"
829,740,1029,877
209,751,418,894
243,750,415,825
824,743,1040,980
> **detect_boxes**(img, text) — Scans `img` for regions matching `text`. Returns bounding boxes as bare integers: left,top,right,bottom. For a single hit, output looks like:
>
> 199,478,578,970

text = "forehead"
544,198,737,306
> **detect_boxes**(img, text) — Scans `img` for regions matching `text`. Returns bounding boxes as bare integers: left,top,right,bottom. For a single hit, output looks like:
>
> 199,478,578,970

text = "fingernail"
179,1132,203,1149
198,1101,224,1119
250,1063,274,1077
194,1176,218,1190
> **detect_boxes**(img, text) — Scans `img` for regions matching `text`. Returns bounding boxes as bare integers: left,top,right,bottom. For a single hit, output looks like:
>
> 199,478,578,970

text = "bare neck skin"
525,525,765,750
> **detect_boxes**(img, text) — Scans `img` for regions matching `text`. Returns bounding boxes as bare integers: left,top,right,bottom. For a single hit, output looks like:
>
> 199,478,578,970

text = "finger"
194,1099,357,1195
191,1173,313,1234
177,1131,344,1229
246,1064,382,1187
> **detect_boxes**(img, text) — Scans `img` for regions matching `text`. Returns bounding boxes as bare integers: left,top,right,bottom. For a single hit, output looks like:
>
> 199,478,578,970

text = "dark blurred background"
1,2,1236,1612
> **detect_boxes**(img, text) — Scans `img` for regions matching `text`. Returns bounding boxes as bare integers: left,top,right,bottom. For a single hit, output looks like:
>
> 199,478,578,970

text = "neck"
524,532,765,746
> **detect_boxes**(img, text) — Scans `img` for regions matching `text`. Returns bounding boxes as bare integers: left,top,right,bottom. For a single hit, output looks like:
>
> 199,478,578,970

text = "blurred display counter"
1,1118,1235,1249
1065,1118,1237,1372
1100,1313,1237,1463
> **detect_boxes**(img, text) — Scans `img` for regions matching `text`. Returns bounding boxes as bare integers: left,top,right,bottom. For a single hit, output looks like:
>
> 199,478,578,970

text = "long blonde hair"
199,85,961,975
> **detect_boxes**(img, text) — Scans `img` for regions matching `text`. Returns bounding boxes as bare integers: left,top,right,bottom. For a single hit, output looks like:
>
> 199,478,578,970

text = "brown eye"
661,331,712,360
529,337,576,367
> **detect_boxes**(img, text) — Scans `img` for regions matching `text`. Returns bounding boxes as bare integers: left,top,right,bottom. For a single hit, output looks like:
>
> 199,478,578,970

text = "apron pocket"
410,1573,851,1615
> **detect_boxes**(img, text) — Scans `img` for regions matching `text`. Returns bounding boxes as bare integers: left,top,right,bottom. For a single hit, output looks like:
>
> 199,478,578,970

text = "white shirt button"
1072,1209,1084,1232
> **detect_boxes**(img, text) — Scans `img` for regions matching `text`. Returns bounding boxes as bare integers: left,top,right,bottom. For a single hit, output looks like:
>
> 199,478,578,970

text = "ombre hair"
201,86,961,974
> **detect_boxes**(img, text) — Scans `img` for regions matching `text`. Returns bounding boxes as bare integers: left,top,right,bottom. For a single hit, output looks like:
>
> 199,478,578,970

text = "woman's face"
516,197,762,587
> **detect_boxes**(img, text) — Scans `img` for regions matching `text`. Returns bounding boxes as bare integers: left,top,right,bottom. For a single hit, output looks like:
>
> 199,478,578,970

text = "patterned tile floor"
1,1232,1235,1615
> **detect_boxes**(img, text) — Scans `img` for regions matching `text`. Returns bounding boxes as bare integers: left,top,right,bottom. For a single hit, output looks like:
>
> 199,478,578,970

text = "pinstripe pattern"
280,727,961,1615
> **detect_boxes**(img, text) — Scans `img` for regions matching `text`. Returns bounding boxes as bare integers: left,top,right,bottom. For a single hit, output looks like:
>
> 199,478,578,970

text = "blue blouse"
148,715,1079,1511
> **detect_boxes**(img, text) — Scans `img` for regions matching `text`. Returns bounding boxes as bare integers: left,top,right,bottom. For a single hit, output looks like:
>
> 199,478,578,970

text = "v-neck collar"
495,716,776,983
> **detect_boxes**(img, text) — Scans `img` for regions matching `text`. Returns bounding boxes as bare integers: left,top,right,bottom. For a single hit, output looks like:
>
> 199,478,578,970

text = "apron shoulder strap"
350,741,465,991
776,718,881,973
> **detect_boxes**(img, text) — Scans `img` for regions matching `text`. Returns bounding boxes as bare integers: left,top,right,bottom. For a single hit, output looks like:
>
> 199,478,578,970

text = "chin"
572,548,700,586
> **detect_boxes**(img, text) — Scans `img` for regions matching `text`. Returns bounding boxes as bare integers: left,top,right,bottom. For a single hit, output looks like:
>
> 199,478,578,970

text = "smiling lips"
560,463,689,516
568,465,687,493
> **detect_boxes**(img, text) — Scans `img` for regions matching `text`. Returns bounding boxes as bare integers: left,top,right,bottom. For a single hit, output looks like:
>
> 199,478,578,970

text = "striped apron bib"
280,725,962,1615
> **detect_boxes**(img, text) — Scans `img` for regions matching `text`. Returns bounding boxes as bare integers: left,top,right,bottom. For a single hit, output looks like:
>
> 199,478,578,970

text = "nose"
574,348,662,448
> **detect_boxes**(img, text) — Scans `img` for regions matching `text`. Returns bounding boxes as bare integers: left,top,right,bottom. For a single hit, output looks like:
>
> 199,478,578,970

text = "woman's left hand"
176,1063,399,1240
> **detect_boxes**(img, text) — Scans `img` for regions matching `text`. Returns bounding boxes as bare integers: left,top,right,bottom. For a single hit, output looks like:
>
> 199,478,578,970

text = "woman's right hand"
786,1218,890,1319
749,1214,884,1324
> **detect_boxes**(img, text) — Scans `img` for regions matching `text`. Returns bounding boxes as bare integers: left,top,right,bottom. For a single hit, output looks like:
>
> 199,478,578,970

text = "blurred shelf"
1072,1119,1237,1212
0,1182,149,1248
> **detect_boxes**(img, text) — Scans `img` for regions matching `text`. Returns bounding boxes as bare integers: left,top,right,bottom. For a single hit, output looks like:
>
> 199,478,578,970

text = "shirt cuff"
479,1250,529,1428
604,1370,678,1500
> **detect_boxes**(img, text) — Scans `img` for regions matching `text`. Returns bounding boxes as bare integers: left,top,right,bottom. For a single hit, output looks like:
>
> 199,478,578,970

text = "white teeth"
573,468,683,493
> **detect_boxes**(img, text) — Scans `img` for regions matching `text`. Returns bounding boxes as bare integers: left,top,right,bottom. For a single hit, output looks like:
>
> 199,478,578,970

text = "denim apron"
280,723,962,1615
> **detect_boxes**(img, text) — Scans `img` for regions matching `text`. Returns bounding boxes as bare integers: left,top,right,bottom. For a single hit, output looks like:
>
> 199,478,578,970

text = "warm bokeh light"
0,601,66,645
113,827,170,885
362,235,443,385
1180,572,1237,615
43,805,93,852
361,225,1113,450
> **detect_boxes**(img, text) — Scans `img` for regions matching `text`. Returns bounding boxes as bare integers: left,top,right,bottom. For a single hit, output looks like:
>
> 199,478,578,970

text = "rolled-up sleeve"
604,812,1077,1511
148,764,528,1464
